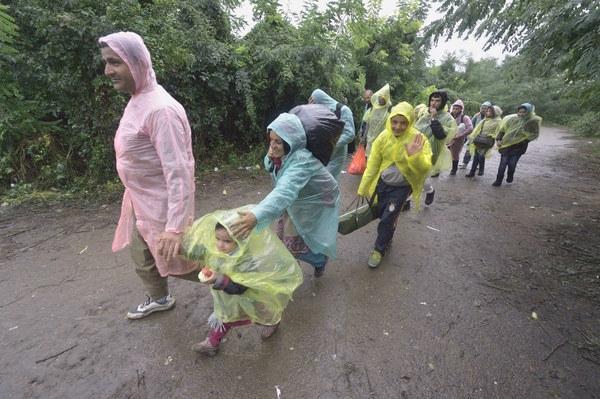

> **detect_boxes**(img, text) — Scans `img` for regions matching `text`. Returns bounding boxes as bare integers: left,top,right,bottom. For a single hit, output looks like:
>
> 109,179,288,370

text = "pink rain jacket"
99,32,196,276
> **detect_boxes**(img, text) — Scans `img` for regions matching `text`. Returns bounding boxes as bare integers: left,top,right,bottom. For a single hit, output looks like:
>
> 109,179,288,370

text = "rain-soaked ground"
1,126,599,399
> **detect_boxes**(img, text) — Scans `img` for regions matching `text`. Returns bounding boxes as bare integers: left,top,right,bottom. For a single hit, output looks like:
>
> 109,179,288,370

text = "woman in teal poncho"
492,103,542,186
231,113,340,278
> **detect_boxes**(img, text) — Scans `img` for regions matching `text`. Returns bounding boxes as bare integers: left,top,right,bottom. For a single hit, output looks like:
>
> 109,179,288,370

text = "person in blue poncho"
308,89,356,180
230,113,340,278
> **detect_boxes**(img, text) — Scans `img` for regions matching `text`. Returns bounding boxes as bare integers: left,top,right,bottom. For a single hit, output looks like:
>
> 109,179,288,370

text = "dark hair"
267,129,291,154
215,222,226,231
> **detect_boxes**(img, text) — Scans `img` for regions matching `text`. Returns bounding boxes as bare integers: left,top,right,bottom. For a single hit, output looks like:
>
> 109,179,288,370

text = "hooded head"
518,103,534,113
451,99,464,116
480,101,492,113
267,113,306,157
309,89,337,110
385,102,415,137
371,84,391,109
98,32,157,95
428,90,448,111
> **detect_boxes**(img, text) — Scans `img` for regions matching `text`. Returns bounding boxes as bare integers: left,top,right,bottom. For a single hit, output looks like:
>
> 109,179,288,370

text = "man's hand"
429,106,438,119
406,134,425,156
229,211,257,239
157,231,182,263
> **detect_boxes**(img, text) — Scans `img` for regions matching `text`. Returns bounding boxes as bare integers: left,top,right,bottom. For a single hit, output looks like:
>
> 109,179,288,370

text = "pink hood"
452,99,464,110
99,32,156,94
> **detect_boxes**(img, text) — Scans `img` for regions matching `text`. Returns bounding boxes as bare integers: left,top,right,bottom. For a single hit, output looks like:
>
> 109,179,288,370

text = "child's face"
215,228,238,254
391,114,409,136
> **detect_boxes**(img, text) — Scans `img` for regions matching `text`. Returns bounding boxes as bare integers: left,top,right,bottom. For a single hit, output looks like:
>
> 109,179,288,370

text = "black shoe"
431,173,440,178
314,265,326,278
506,175,514,183
450,169,457,176
465,173,475,178
425,190,435,206
401,199,411,212
477,170,484,176
492,180,502,187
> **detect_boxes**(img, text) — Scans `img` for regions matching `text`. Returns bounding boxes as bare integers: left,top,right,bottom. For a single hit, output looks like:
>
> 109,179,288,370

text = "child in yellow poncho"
357,102,432,268
181,207,303,356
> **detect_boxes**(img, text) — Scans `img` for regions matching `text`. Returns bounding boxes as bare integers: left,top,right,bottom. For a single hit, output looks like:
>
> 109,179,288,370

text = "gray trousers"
130,229,200,299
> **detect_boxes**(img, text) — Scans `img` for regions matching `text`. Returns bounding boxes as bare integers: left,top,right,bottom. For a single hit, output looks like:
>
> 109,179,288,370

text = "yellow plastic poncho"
182,207,303,326
497,103,542,151
365,84,392,157
414,106,457,175
414,104,428,121
468,105,503,158
357,102,433,208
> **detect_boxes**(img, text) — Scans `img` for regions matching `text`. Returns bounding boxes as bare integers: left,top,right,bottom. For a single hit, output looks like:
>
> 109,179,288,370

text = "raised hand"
405,134,425,156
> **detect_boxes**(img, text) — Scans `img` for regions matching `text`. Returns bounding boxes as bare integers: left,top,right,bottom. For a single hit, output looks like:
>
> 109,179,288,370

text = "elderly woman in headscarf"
492,103,542,186
362,84,392,157
99,32,197,320
447,99,473,175
231,113,340,278
414,90,457,205
308,89,356,181
357,102,432,268
465,105,503,178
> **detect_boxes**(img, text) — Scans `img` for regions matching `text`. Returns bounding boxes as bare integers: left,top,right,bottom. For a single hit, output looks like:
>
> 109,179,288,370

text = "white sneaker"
127,295,175,319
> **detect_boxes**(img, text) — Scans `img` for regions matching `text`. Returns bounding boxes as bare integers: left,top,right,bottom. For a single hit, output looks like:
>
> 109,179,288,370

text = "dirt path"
1,126,599,399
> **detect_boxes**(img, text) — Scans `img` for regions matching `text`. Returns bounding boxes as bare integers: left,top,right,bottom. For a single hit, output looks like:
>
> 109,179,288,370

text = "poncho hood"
267,113,306,155
98,31,157,94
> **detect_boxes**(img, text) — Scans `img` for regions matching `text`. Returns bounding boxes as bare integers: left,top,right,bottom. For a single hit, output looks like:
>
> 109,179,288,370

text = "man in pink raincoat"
99,32,197,319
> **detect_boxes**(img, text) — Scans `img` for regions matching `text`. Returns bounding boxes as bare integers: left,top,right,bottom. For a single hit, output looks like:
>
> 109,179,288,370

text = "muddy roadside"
0,126,599,398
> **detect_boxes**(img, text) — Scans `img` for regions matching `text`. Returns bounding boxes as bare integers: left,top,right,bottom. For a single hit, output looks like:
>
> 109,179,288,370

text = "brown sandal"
261,323,279,340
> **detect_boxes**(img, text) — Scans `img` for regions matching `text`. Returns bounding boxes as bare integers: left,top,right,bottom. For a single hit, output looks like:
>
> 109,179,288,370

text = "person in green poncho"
357,102,432,268
414,90,457,206
362,84,392,157
465,105,503,178
182,208,303,356
492,103,542,186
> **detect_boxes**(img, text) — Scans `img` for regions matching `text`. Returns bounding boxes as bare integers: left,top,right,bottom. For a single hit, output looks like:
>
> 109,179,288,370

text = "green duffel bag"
338,193,378,235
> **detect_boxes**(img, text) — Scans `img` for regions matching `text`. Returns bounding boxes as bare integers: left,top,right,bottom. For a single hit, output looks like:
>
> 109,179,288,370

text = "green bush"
570,112,600,138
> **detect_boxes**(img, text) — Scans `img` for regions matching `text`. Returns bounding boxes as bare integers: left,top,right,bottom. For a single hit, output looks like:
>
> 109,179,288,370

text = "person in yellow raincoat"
492,103,542,186
357,102,432,268
182,207,303,356
414,90,457,206
362,84,392,157
465,105,503,178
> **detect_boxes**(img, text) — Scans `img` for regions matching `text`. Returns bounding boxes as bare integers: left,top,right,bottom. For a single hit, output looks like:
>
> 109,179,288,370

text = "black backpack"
289,104,345,166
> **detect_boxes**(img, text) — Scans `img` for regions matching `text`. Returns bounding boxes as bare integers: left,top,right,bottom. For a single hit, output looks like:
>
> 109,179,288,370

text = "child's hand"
405,134,425,156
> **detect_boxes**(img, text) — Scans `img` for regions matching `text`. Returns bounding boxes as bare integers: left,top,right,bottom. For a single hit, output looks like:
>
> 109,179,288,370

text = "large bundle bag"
289,104,345,166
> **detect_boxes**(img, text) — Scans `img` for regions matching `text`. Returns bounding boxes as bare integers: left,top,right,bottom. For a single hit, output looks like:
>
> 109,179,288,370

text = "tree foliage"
0,0,428,193
425,0,600,83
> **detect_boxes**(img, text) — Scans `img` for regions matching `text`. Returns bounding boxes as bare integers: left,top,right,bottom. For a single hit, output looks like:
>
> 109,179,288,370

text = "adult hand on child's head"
157,231,182,263
230,211,257,240
405,134,425,156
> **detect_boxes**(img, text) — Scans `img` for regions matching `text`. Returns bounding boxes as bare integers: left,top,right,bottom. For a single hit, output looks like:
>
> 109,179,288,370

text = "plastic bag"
347,144,366,175
288,104,345,166
182,207,303,325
